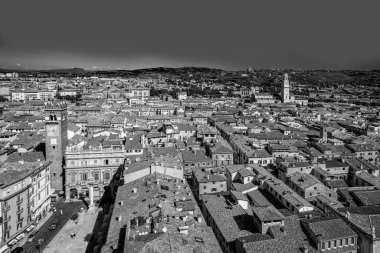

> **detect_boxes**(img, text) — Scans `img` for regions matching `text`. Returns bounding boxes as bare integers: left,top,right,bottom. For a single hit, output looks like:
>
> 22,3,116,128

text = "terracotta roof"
303,217,357,241
252,205,285,222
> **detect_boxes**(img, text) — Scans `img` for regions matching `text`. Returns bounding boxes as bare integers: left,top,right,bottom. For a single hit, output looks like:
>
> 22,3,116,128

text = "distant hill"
38,68,87,74
0,67,87,74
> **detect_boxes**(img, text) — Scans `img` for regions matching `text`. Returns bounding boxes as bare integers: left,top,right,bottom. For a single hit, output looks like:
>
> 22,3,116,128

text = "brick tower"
45,101,68,191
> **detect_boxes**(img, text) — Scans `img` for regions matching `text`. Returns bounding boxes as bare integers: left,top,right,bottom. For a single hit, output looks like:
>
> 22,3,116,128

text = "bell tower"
45,101,68,191
281,73,290,103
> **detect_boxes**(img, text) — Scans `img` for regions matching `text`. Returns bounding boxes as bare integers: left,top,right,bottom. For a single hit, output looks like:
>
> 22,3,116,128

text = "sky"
0,0,380,71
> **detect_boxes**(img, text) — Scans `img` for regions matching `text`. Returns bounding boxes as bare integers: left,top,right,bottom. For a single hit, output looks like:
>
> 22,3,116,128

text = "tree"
0,95,8,102
70,213,79,221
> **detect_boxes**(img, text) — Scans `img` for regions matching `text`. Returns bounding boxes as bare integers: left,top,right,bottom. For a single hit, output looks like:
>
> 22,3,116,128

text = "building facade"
64,144,126,200
0,161,51,246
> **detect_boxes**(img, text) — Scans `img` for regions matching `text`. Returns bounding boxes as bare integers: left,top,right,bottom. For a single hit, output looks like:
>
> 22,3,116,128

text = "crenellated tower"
45,101,68,191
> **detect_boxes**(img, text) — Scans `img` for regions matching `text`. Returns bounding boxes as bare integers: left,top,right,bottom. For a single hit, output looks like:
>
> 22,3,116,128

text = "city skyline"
1,0,380,71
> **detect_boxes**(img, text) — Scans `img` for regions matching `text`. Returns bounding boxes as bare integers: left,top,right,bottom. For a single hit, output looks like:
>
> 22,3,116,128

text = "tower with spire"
281,73,290,103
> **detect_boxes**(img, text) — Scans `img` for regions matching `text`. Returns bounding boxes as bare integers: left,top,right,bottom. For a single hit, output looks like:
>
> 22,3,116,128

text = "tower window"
105,159,109,165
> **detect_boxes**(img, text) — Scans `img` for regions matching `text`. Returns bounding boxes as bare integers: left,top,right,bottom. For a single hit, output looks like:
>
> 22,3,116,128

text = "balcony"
17,208,23,214
16,198,23,205
27,192,33,198
4,216,11,222
3,205,10,212
5,225,11,231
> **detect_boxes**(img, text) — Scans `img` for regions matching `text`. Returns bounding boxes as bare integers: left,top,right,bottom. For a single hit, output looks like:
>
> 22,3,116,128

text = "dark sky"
1,0,380,70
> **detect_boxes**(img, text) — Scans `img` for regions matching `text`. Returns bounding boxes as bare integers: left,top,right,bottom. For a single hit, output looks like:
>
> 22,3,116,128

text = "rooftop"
102,173,221,253
0,161,51,188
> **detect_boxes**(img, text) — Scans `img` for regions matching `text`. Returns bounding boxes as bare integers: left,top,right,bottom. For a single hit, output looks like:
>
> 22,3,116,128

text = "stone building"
64,136,126,203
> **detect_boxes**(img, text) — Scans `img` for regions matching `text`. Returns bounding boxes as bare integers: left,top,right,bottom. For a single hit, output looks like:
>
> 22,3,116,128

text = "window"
345,238,348,245
93,173,99,181
339,239,342,246
94,160,97,164
328,241,331,248
220,184,224,187
203,186,207,189
104,172,110,180
70,174,76,183
105,159,109,165
211,188,217,192
81,173,88,181
334,240,337,248
351,237,354,244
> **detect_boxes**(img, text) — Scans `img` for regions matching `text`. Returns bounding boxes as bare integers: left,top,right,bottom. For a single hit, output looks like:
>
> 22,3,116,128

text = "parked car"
26,231,39,243
7,239,18,247
25,225,35,233
10,247,23,253
15,233,25,241
48,223,57,231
